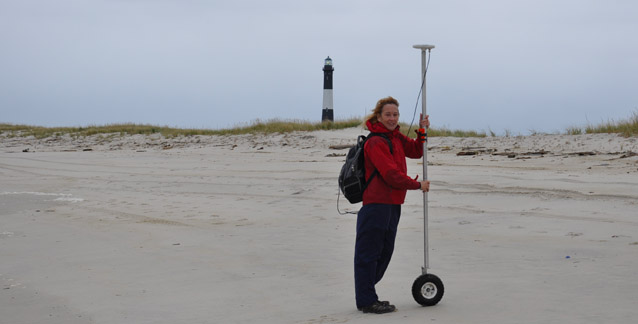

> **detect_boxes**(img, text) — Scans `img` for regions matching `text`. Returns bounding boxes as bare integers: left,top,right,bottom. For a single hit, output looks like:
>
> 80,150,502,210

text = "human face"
377,104,400,131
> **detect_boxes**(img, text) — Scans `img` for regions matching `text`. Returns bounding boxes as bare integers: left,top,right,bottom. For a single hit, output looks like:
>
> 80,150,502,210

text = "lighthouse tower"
321,56,334,122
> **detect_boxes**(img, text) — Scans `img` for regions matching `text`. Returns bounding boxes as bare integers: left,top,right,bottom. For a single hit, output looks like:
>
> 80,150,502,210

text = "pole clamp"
415,128,427,142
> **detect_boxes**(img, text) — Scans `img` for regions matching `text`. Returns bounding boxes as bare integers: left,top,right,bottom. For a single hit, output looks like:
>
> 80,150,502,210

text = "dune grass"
5,113,635,139
0,119,363,139
0,118,486,139
218,118,363,135
0,123,194,139
397,123,486,138
566,112,638,137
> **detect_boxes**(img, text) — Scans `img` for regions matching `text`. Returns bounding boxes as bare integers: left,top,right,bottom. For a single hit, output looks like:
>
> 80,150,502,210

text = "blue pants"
354,203,401,308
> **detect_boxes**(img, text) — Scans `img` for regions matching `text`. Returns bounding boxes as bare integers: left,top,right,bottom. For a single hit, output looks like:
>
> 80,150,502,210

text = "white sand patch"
1,191,83,203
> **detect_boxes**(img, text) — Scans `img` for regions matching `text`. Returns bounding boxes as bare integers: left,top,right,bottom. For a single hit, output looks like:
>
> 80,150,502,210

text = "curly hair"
365,96,399,124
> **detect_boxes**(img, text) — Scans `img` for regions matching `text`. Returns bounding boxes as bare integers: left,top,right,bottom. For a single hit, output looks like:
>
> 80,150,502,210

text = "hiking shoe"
357,301,390,311
360,301,396,314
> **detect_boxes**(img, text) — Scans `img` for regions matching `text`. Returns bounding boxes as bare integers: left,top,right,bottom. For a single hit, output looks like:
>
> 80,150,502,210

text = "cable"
407,49,431,136
336,189,357,215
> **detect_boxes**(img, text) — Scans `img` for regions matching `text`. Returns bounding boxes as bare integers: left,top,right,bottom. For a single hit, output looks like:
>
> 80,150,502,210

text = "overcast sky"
1,0,637,134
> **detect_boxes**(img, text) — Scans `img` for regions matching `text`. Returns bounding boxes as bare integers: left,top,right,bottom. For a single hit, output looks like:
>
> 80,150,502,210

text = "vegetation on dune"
0,118,484,138
0,123,196,139
217,118,362,135
2,112,636,138
566,112,638,137
0,119,364,139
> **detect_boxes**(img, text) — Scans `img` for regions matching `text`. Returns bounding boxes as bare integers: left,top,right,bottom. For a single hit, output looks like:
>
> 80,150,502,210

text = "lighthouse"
321,56,334,122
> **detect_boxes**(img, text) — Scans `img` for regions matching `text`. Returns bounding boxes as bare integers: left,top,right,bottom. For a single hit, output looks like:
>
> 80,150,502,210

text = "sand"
1,129,638,324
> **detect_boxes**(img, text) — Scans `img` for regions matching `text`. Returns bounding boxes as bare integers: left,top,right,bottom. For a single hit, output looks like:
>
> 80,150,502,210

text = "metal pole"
413,44,434,274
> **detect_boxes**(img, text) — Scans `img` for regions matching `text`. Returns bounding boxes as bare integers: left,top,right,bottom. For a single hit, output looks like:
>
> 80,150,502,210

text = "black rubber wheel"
412,273,444,306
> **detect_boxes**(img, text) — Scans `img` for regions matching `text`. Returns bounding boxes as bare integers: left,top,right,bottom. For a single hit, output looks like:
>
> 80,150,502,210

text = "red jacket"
362,120,424,205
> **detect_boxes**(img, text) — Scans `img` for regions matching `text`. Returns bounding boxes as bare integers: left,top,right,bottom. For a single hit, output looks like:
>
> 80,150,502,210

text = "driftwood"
492,152,519,158
566,151,597,156
607,151,638,160
329,144,353,150
492,150,551,158
522,150,551,155
619,151,637,159
460,146,487,151
457,147,497,156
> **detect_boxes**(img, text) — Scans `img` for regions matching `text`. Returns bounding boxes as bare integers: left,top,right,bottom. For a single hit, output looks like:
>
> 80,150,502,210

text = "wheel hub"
421,282,437,299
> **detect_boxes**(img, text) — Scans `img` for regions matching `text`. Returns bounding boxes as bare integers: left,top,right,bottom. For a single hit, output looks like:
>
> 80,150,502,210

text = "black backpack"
338,132,393,204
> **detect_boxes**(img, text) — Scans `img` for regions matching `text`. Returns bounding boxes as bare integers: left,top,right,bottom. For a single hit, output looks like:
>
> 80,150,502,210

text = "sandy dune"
1,129,637,323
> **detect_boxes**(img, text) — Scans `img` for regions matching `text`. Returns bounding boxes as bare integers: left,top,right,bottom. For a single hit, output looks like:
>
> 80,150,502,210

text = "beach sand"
1,129,638,323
